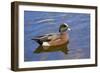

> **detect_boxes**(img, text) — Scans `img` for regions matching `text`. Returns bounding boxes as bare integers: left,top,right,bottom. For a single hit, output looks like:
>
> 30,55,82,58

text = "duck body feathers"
32,33,60,45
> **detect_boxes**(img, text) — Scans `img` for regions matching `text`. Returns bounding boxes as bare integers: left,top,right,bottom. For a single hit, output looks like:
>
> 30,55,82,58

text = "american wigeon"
32,23,71,48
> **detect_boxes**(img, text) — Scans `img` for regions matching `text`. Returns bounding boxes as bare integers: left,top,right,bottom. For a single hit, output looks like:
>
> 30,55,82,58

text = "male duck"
32,23,71,47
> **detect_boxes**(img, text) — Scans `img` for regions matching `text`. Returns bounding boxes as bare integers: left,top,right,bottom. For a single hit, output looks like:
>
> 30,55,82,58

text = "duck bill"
68,28,71,31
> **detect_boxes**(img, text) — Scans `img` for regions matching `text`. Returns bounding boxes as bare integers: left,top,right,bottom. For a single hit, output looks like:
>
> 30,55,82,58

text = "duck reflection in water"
32,23,71,54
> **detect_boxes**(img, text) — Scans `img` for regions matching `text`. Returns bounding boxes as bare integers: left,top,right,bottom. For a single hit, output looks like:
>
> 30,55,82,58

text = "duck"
32,23,71,49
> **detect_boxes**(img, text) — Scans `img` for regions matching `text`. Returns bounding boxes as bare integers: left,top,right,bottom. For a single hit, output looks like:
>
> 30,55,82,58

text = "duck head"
59,23,71,33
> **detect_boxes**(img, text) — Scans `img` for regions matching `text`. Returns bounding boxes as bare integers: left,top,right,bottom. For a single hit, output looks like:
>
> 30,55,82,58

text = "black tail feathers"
32,39,43,45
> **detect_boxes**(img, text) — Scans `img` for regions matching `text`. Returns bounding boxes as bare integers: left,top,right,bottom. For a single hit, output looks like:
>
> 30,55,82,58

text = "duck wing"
32,33,60,45
32,36,50,41
44,33,60,36
32,33,60,41
46,33,60,40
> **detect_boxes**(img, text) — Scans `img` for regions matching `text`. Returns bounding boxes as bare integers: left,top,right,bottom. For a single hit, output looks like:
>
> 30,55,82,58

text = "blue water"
24,11,90,61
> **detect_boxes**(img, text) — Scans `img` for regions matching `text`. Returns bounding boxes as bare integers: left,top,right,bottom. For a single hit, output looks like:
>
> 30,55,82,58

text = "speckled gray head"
59,23,71,32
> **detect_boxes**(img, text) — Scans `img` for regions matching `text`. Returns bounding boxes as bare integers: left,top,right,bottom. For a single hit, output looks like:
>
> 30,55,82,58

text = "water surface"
24,11,90,61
